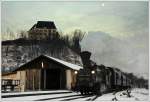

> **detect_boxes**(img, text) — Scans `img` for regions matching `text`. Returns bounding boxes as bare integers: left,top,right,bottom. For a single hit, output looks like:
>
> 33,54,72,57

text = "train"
74,51,132,95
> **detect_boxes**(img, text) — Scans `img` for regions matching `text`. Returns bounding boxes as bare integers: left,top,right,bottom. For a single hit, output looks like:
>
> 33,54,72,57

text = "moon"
102,3,105,7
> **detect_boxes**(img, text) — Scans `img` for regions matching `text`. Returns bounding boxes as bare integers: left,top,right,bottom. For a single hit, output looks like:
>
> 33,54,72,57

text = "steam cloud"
81,31,148,79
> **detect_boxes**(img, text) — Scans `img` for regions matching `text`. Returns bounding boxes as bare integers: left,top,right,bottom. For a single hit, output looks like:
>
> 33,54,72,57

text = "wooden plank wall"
26,69,40,91
2,73,17,80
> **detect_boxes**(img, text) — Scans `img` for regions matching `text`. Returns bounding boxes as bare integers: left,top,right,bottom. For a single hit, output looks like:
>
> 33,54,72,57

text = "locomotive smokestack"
80,51,92,68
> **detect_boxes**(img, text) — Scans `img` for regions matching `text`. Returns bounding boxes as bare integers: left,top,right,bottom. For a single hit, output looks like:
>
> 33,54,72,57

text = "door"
41,68,61,90
46,68,60,89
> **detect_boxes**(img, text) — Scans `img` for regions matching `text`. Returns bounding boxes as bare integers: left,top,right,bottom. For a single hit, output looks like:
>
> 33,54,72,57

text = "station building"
2,55,82,92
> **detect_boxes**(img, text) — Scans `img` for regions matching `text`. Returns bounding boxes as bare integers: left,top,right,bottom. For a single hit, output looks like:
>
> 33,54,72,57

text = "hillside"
2,39,82,73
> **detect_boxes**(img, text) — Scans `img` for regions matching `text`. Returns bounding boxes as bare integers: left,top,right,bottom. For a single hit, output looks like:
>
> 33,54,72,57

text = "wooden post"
66,70,72,89
39,69,41,90
33,70,35,90
60,69,61,89
44,69,46,89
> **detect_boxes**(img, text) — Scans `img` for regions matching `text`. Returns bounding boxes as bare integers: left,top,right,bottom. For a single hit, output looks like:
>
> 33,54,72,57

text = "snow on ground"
94,88,149,101
109,88,149,101
70,95,95,101
2,88,149,101
115,90,136,101
2,92,78,101
95,92,115,101
42,94,93,101
130,88,149,101
2,90,70,96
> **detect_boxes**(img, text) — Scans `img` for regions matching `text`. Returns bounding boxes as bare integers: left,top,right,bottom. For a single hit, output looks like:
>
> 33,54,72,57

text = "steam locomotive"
75,51,131,95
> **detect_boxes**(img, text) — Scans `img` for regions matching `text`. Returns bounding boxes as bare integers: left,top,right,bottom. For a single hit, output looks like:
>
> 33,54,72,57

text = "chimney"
80,51,92,68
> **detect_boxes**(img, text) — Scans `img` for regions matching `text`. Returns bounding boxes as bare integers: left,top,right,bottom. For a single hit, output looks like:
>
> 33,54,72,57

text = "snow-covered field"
1,88,149,101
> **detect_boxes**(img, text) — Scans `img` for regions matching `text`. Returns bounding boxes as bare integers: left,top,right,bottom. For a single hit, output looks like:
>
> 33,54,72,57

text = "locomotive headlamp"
91,70,95,74
74,71,78,74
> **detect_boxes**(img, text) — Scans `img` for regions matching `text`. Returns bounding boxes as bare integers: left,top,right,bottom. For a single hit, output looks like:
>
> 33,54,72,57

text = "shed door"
46,69,60,89
41,68,61,89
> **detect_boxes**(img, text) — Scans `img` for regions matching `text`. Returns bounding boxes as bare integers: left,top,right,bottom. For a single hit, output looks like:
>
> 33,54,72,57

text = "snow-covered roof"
44,55,83,70
15,55,83,71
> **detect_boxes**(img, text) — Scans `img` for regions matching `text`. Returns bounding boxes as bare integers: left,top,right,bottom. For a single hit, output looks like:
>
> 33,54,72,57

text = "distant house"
28,21,59,40
2,55,82,92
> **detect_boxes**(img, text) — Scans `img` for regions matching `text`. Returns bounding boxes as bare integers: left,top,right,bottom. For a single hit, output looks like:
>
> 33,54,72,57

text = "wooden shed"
2,55,82,92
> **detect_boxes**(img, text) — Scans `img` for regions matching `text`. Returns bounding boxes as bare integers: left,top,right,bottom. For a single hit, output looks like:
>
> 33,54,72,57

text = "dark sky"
2,1,148,40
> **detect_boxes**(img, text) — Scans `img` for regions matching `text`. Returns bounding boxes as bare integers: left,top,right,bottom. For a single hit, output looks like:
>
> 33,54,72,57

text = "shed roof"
14,55,82,71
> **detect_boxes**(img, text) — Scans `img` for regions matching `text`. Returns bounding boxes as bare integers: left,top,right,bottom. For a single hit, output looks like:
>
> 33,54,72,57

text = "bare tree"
19,30,28,39
6,28,15,40
70,29,85,53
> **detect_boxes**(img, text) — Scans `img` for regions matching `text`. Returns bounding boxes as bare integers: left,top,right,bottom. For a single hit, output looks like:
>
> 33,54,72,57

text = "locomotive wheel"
80,90,84,95
95,90,101,95
85,91,90,95
93,82,102,95
87,91,90,95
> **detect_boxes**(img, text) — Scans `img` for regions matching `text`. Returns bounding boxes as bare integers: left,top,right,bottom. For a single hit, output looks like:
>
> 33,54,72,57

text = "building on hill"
1,21,83,80
28,21,59,40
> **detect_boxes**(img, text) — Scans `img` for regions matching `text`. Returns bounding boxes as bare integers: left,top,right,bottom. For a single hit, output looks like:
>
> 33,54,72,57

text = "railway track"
2,90,127,101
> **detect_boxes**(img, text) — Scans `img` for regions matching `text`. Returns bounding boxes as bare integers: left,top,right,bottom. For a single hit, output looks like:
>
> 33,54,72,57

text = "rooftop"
30,21,57,30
